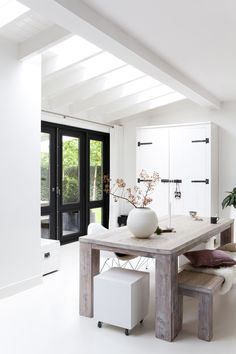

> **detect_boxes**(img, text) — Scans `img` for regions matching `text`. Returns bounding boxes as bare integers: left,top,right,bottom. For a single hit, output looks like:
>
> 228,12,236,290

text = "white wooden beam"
18,25,71,60
42,50,103,78
102,93,186,123
20,0,220,108
43,61,126,98
80,85,174,116
66,76,158,114
42,65,144,109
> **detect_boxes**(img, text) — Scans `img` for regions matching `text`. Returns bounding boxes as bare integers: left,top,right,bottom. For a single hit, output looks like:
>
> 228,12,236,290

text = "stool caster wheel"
125,329,129,336
140,320,143,324
97,321,102,328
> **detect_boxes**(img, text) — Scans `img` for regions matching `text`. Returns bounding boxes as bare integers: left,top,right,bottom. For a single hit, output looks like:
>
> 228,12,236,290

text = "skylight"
44,35,102,74
42,33,186,120
77,52,125,81
0,0,29,28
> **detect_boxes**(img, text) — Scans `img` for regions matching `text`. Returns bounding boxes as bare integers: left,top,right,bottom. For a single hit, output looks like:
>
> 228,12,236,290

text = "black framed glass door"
58,129,85,243
41,122,109,243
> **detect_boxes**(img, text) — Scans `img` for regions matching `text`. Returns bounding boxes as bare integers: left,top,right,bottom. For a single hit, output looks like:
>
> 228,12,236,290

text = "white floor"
0,242,236,354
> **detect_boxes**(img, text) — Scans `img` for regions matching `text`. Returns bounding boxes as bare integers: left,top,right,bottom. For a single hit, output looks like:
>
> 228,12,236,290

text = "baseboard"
0,274,42,299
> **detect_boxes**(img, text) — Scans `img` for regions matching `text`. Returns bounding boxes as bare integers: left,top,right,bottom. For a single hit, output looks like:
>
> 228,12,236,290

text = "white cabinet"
136,122,218,219
41,238,60,275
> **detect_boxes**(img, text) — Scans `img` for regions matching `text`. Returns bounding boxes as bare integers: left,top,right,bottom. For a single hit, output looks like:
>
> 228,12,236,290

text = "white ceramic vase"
127,207,158,238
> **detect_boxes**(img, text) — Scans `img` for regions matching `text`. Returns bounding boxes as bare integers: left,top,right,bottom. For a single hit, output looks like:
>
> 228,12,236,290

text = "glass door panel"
90,140,103,201
41,133,50,207
59,130,83,242
88,134,109,229
62,136,80,204
40,126,56,240
90,207,102,224
41,215,50,239
62,210,80,236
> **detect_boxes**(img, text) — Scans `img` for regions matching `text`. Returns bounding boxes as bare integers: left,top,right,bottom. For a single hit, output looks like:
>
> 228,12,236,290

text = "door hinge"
191,138,209,144
137,141,153,147
137,178,153,183
191,179,209,184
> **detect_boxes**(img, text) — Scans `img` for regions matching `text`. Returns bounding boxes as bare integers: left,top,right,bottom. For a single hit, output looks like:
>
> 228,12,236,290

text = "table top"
80,215,234,255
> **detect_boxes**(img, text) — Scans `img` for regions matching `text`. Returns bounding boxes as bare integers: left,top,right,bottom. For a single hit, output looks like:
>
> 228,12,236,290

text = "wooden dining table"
79,215,234,342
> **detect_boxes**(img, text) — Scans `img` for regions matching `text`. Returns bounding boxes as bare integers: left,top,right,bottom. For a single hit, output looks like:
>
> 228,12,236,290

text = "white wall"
122,99,236,221
0,38,42,297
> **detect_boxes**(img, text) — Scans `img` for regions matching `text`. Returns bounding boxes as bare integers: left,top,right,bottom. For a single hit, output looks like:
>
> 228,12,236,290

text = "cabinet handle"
44,252,51,258
191,179,209,184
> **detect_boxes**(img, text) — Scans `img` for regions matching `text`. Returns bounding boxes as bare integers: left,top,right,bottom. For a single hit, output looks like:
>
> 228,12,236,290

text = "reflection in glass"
62,136,80,204
90,140,103,201
41,133,50,207
90,208,102,224
63,211,80,236
41,215,50,239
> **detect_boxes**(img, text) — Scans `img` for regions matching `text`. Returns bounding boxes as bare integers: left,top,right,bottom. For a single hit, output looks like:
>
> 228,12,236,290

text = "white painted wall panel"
0,38,42,297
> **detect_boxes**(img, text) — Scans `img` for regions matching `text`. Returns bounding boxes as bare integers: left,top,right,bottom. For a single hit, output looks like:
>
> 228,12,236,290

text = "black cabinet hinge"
137,141,153,147
191,179,209,184
191,138,209,144
137,178,153,183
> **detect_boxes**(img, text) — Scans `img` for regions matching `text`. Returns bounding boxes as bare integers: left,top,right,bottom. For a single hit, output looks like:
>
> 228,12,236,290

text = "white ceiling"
0,9,52,43
2,0,235,124
0,1,186,124
41,35,185,123
82,0,236,101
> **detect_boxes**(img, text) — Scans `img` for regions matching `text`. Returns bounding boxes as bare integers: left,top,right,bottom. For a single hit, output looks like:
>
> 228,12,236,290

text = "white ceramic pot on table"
127,207,158,238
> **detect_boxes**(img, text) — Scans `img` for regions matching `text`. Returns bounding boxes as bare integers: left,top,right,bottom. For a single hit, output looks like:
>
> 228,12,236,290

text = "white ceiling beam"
102,93,186,123
42,50,103,78
20,0,220,108
43,62,127,98
68,76,158,114
18,25,71,60
80,85,174,116
42,65,145,109
43,65,85,97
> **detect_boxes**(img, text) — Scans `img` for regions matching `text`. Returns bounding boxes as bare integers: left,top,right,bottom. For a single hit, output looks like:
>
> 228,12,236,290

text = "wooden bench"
178,270,224,341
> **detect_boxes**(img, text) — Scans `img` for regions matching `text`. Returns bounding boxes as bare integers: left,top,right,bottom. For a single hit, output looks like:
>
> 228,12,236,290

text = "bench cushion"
184,249,236,268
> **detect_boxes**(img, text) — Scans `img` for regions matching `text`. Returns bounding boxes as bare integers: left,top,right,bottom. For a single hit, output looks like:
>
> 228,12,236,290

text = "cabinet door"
170,125,210,217
188,125,210,217
136,127,169,216
137,124,211,219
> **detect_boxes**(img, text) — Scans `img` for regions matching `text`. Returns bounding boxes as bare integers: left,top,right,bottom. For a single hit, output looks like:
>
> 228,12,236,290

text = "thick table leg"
79,242,100,317
220,223,234,246
155,254,180,341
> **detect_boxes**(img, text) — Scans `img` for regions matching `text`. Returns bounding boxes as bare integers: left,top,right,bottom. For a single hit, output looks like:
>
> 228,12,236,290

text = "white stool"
94,267,149,335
